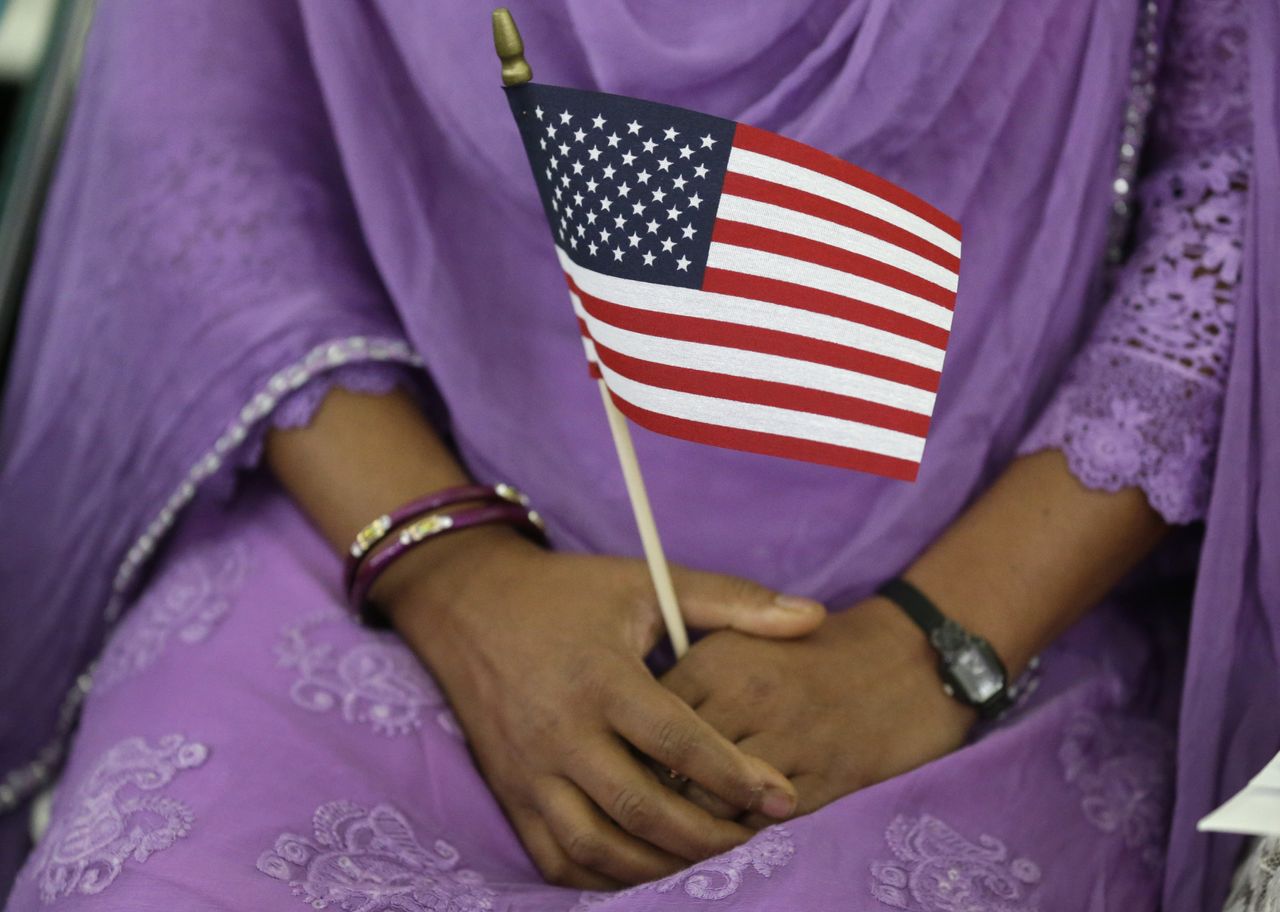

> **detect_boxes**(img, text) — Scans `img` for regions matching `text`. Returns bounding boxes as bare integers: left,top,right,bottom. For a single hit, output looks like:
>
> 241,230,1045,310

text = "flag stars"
636,169,652,185
651,187,667,203
602,164,617,180
606,132,622,148
600,227,611,242
642,251,656,266
599,197,613,211
626,120,642,134
558,142,570,157
559,110,573,124
687,192,703,209
587,241,598,256
586,211,598,225
573,191,584,206
616,182,631,198
641,138,657,154
627,232,642,248
572,127,586,143
591,114,606,130
571,161,585,175
666,205,681,220
681,224,696,239
613,214,627,229
676,255,691,271
621,151,637,166
631,201,646,216
693,163,709,179
678,145,694,159
587,146,602,162
560,173,572,187
663,127,679,141
534,105,545,120
700,134,716,149
613,247,626,262
672,175,688,190
660,237,676,253
544,122,557,138
645,218,661,234
656,157,673,172
585,177,599,193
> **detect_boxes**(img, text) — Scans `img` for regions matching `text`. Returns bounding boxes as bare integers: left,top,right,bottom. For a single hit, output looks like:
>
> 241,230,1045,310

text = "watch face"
948,643,1005,704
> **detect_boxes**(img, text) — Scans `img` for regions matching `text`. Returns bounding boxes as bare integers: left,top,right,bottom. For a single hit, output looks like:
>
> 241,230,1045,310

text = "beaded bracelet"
347,501,546,626
342,482,532,595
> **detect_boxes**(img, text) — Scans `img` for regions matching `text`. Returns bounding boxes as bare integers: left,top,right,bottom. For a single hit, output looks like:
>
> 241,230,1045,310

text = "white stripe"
707,243,954,331
598,361,926,462
716,194,958,293
572,291,936,416
728,147,962,258
557,249,945,371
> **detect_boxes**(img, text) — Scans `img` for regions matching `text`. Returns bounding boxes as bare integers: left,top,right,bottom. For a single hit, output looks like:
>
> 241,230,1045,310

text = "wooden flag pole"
493,8,690,657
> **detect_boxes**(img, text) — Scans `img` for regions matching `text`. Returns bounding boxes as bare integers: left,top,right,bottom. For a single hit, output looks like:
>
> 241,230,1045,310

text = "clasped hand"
382,529,972,890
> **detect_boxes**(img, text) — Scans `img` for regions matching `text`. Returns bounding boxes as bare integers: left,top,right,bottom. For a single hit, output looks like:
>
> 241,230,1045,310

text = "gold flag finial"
492,8,532,86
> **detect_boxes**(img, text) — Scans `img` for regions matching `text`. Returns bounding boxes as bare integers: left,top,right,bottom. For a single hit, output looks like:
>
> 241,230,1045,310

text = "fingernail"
772,594,824,615
760,785,797,819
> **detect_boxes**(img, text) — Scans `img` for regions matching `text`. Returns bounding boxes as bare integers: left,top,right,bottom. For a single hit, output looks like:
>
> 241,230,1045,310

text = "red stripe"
732,123,961,242
712,220,956,310
607,391,920,480
701,269,950,350
569,279,941,393
593,341,931,437
721,172,960,273
573,316,602,377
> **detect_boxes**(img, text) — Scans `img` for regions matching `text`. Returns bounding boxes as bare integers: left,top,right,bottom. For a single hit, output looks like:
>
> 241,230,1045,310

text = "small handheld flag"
501,36,960,483
492,8,963,656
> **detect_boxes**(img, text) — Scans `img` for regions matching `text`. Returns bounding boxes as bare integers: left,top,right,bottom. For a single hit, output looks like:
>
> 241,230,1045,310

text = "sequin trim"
0,337,423,817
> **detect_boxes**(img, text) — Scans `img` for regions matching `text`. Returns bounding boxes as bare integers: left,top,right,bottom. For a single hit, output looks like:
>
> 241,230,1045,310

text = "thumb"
669,566,826,638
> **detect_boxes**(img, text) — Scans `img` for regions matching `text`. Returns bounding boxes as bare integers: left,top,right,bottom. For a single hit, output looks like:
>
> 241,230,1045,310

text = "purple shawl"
0,1,1275,906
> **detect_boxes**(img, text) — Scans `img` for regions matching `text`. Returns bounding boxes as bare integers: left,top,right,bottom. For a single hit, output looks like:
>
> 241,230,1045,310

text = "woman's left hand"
658,595,977,826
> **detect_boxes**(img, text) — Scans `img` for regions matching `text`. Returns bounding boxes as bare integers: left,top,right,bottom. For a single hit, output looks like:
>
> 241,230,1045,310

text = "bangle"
347,501,546,626
342,483,531,594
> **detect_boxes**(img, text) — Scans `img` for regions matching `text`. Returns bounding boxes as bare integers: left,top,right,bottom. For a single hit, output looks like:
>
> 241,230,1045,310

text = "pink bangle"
343,483,531,594
347,501,546,626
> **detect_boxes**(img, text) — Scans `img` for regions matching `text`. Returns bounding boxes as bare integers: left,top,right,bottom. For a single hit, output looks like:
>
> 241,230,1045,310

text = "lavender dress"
1,1,1277,910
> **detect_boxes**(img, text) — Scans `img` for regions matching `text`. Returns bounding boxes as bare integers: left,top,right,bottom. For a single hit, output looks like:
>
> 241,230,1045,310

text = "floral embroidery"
29,734,208,903
276,610,460,739
256,800,495,911
1224,836,1280,912
869,815,1041,911
95,542,249,694
1058,711,1173,866
573,826,794,908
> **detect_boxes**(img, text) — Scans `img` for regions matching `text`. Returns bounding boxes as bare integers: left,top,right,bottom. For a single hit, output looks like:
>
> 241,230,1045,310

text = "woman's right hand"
378,526,826,890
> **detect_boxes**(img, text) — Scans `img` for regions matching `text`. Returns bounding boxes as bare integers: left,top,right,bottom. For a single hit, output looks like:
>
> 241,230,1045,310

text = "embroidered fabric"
1223,836,1280,912
275,609,463,739
869,814,1041,911
94,542,250,695
1018,0,1251,524
26,734,209,903
572,826,795,908
255,800,496,911
1058,711,1174,867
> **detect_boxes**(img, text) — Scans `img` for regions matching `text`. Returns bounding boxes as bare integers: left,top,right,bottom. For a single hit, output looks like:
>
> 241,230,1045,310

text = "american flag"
506,83,961,481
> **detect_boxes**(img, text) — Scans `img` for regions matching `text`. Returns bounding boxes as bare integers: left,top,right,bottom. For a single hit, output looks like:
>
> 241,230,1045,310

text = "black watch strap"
876,577,1013,719
877,577,948,634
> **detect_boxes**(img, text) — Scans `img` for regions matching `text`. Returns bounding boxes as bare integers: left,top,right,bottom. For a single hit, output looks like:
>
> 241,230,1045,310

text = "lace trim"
0,336,423,817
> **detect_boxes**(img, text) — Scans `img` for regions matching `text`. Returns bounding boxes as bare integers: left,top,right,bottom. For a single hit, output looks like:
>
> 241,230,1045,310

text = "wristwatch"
876,577,1013,719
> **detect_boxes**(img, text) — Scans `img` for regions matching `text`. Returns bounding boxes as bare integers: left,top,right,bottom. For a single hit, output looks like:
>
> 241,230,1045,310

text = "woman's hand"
658,596,976,827
380,527,826,890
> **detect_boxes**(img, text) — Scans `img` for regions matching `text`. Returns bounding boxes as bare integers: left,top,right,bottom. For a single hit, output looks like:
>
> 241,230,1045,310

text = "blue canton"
507,83,735,288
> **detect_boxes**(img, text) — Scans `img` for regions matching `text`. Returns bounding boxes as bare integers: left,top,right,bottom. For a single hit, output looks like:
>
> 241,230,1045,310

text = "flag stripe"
604,387,922,480
706,243,954,330
726,147,961,260
732,123,962,246
700,268,950,351
596,359,927,462
560,249,946,367
572,291,936,414
721,172,960,275
716,193,957,294
571,281,941,393
712,220,957,309
593,341,932,437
